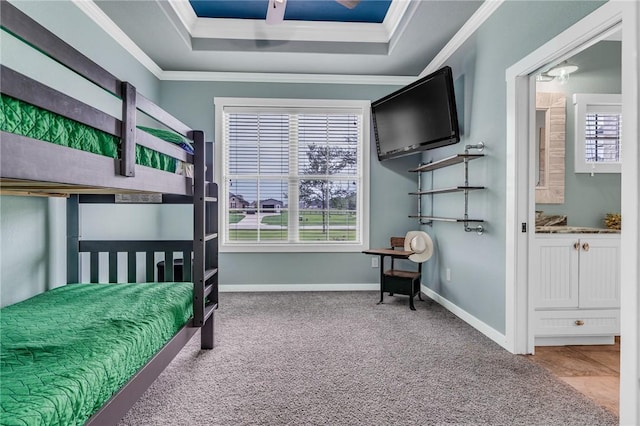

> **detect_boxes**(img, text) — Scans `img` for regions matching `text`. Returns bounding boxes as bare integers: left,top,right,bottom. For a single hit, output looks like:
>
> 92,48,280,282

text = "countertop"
535,226,620,234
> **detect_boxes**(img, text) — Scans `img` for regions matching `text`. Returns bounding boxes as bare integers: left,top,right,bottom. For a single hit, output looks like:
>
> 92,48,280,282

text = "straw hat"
404,230,434,263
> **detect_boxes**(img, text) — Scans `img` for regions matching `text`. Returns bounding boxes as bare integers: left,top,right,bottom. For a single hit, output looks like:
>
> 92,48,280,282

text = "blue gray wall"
0,197,49,307
536,40,622,228
420,0,606,333
158,81,417,287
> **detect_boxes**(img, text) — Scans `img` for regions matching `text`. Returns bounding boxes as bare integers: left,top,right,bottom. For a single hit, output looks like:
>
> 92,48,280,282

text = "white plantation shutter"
216,98,370,252
226,112,290,175
584,108,621,163
573,93,622,173
298,114,360,176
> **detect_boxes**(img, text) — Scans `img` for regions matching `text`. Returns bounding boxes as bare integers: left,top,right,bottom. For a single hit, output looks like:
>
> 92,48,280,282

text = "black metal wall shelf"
409,153,484,173
409,216,485,223
409,186,485,196
410,143,486,235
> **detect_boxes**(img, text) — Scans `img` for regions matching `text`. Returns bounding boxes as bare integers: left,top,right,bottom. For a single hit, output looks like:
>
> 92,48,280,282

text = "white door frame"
505,1,639,423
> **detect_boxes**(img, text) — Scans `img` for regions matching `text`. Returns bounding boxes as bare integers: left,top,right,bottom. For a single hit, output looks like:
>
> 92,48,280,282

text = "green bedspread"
0,94,184,172
0,282,193,426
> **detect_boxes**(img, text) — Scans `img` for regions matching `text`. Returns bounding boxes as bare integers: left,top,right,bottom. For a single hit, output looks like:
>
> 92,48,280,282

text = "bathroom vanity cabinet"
531,233,620,346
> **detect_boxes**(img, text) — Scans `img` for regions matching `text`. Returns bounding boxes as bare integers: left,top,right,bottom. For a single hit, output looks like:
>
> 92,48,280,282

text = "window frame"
214,97,370,253
573,93,622,174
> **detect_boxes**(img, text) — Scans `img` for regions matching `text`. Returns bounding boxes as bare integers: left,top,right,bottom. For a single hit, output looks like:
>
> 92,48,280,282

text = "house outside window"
573,93,622,174
214,97,370,253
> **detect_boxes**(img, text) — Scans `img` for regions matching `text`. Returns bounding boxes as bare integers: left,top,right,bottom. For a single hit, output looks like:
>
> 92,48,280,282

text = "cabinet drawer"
534,309,620,336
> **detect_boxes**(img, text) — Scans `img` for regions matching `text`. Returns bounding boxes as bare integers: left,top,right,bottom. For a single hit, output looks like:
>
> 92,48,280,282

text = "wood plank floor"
528,338,620,415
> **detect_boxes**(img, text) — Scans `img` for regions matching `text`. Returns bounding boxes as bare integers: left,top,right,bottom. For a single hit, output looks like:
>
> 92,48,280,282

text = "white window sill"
220,243,367,253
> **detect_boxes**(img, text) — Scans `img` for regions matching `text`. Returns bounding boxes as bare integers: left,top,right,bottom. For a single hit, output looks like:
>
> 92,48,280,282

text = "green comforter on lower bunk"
0,282,193,426
0,94,190,173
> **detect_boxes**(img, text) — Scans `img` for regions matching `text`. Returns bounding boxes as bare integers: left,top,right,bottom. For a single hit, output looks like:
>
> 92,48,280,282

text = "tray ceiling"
91,0,484,77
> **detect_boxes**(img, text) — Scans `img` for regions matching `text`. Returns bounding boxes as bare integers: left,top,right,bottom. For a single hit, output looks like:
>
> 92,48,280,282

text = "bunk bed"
0,1,218,424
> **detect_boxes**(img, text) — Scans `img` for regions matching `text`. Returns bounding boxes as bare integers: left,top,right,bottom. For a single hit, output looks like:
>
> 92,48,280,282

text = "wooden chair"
378,236,423,310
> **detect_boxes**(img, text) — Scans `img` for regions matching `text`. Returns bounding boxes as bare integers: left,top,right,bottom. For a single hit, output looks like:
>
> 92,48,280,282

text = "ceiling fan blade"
266,0,287,25
336,0,361,9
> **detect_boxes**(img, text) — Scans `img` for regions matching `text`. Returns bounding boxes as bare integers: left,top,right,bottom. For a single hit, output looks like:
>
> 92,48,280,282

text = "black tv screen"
371,66,460,161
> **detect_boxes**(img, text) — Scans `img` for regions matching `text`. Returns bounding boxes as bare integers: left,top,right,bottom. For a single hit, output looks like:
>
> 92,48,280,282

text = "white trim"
573,93,622,174
214,97,370,254
221,243,368,253
619,0,640,422
70,0,162,78
160,71,415,86
219,283,378,292
383,0,414,44
192,18,387,43
70,1,421,86
387,0,420,54
420,0,505,78
505,74,534,354
421,285,509,351
167,0,198,34
71,1,415,85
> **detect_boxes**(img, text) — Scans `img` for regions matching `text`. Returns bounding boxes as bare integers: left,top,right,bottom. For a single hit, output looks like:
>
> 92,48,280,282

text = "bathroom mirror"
535,91,566,204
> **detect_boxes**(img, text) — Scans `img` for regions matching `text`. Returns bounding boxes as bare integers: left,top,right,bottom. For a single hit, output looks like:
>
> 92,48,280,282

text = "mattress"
0,282,193,426
0,94,192,173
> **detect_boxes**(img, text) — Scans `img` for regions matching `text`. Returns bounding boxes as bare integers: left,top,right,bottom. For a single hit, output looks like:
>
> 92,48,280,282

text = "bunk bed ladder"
191,131,218,349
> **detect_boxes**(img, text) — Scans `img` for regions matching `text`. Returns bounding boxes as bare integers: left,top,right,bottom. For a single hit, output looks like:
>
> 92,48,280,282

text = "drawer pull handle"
573,242,580,250
575,320,585,326
582,242,590,252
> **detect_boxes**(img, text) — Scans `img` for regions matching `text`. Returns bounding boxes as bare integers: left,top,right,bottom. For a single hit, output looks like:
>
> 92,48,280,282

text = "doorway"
526,23,622,416
504,1,639,422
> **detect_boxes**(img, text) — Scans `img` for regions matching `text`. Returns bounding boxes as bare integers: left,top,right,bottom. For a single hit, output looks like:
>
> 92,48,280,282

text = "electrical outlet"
371,257,379,268
446,268,451,282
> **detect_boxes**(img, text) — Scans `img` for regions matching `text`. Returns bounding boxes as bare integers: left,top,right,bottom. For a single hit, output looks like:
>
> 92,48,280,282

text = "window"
573,93,622,173
214,98,370,252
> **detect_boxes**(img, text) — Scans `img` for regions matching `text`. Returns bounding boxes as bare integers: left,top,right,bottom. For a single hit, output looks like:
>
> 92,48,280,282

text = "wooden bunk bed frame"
0,1,218,424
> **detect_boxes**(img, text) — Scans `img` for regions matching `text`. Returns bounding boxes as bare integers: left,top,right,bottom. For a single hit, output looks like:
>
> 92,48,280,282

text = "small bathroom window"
574,93,622,173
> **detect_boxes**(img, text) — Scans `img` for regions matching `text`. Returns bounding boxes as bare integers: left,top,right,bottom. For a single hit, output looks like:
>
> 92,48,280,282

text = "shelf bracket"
416,161,433,226
462,142,485,234
465,141,485,152
465,223,484,235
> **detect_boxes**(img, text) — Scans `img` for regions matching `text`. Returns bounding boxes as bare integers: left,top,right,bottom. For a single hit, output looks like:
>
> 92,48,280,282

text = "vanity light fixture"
547,61,579,84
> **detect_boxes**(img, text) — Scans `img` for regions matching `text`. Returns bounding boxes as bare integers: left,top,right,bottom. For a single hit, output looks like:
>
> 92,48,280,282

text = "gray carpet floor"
119,292,618,425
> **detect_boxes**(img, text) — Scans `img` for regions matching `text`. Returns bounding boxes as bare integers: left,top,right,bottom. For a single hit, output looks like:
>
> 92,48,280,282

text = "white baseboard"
219,283,378,292
421,285,509,351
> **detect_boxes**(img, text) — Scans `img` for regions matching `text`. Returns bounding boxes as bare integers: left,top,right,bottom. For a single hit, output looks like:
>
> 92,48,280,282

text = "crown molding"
166,0,198,33
420,0,505,77
72,0,497,86
388,0,420,54
71,0,163,78
383,0,413,39
69,0,413,86
160,71,415,86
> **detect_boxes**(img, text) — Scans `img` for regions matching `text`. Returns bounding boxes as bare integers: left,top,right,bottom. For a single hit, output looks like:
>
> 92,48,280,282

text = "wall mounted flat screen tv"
371,66,460,161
